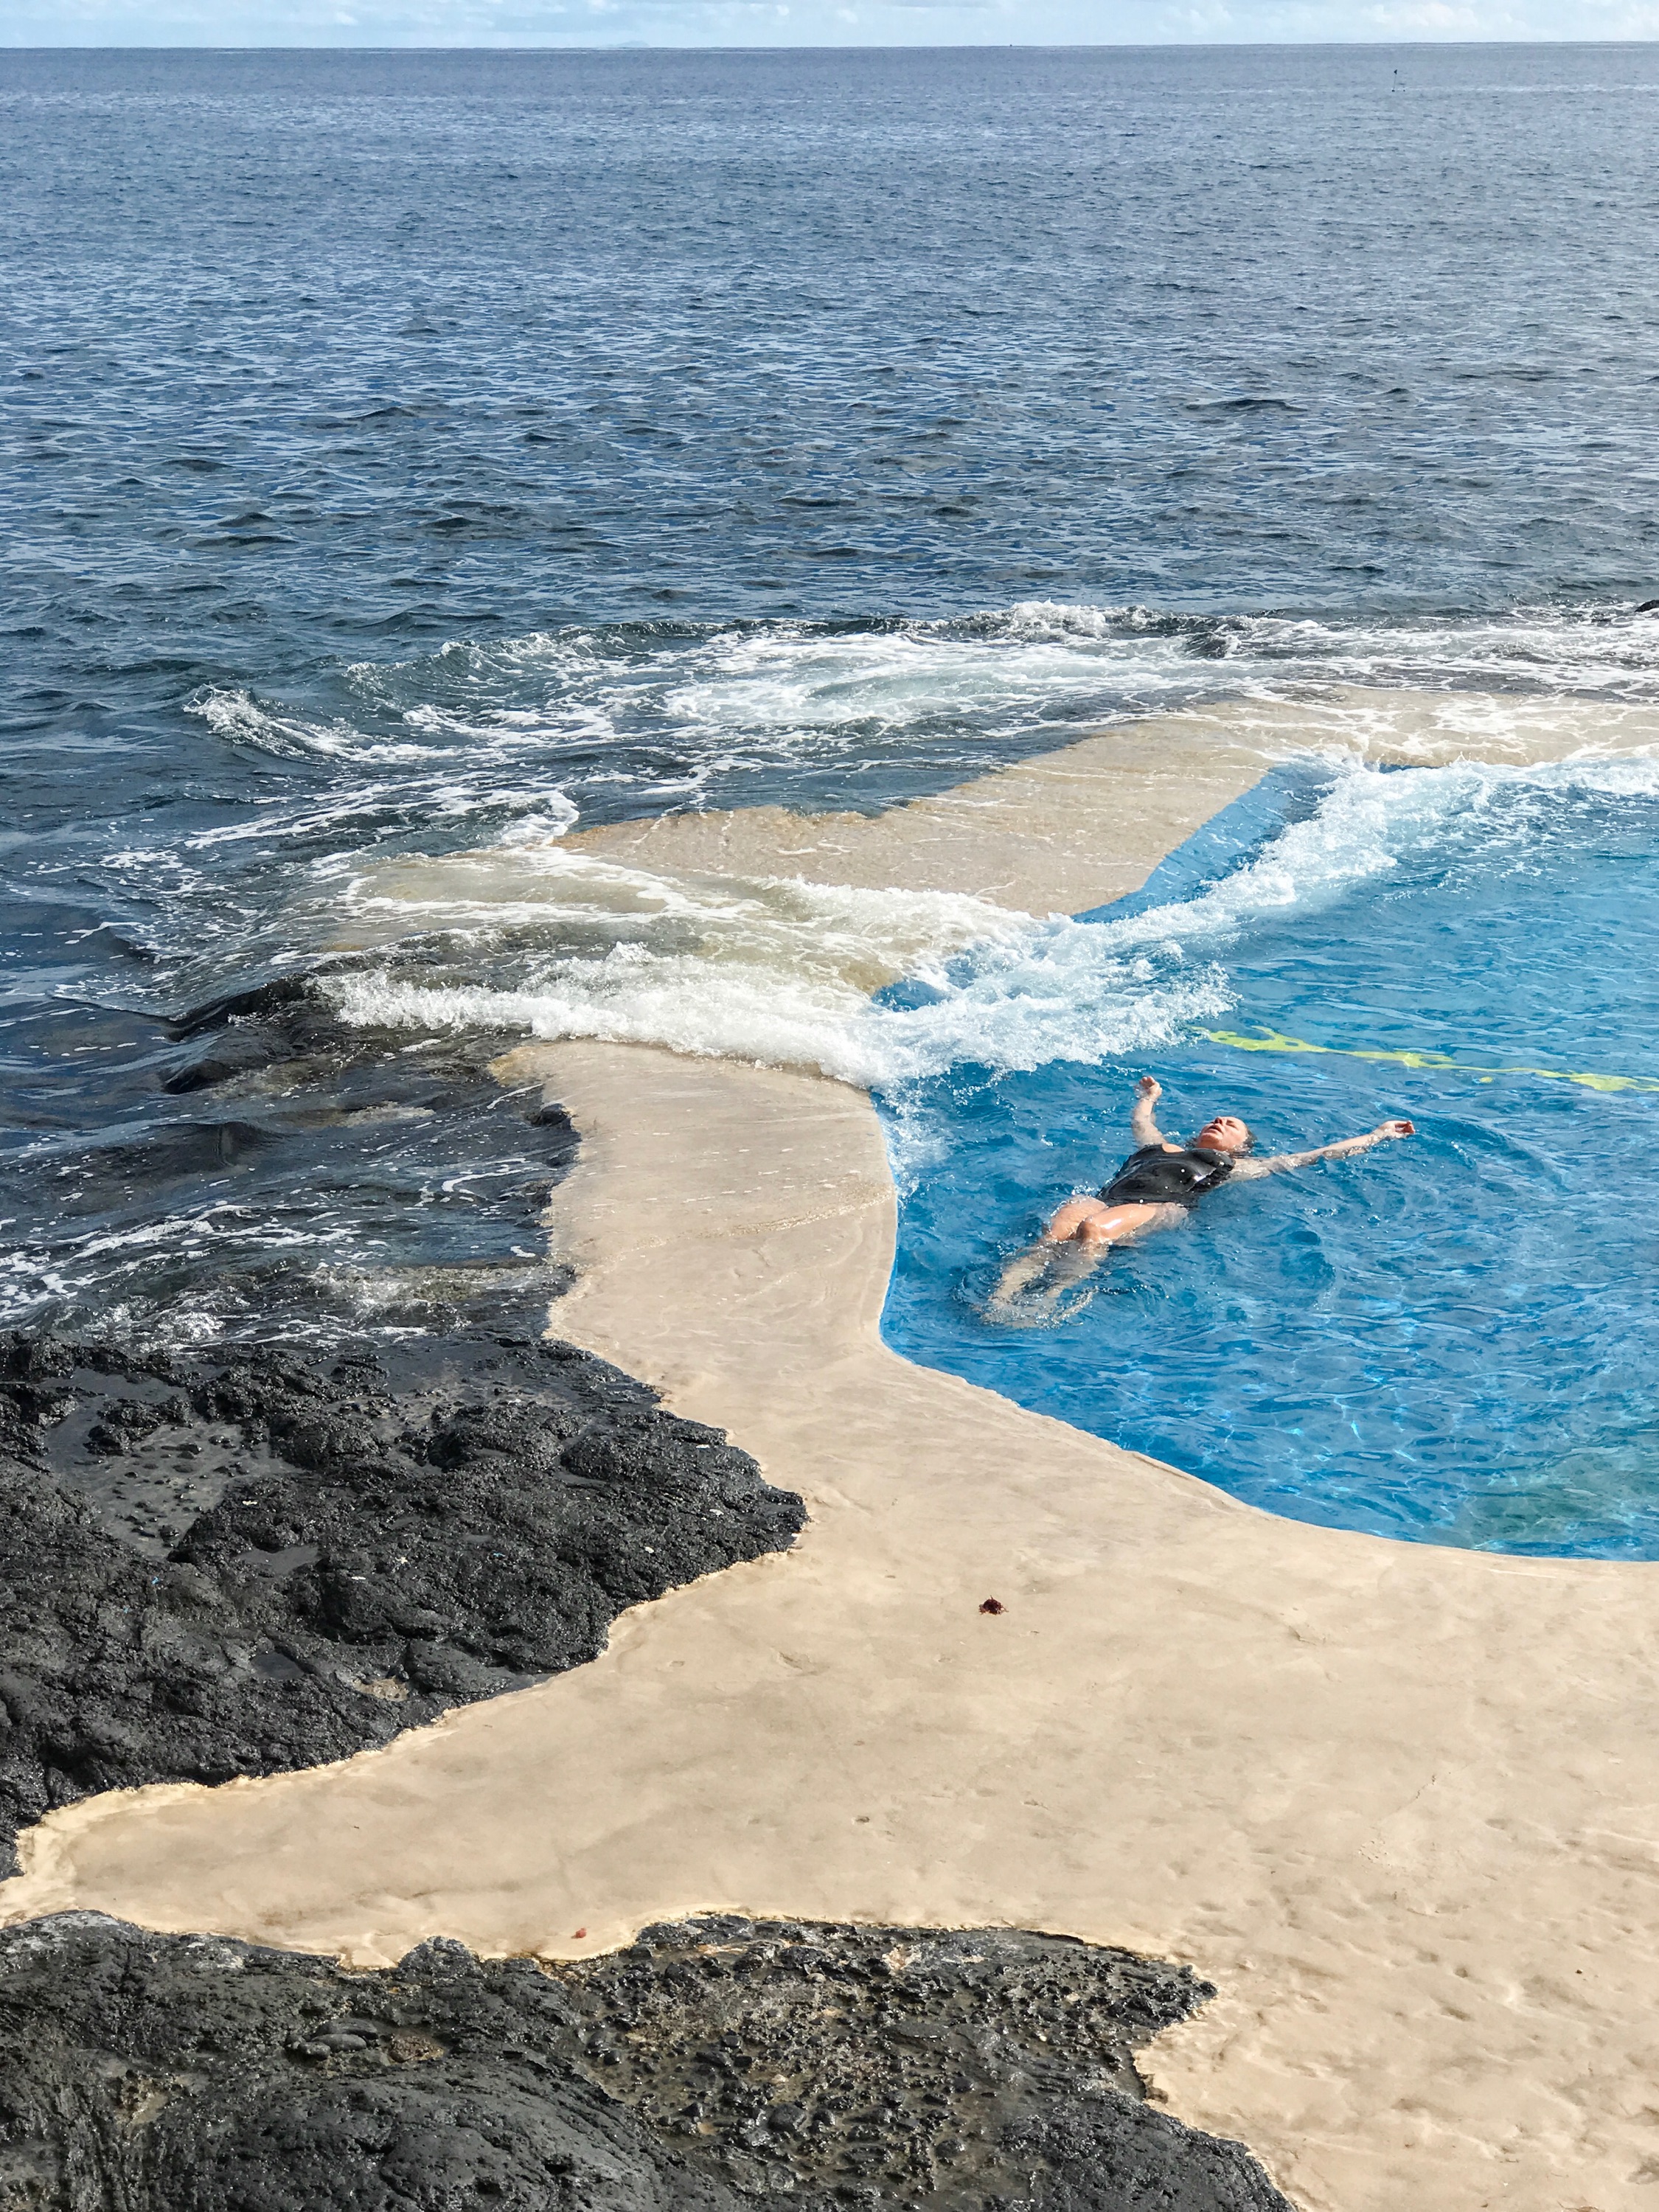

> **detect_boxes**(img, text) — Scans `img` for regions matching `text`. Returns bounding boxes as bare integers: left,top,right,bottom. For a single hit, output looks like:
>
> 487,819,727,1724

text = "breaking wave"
318,751,1659,1094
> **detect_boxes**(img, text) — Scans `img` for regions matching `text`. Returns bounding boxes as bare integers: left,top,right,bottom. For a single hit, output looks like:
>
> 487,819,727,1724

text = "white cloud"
8,0,1659,42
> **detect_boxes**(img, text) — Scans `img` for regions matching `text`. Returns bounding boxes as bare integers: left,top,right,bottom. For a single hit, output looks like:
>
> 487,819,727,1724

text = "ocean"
7,45,1659,1546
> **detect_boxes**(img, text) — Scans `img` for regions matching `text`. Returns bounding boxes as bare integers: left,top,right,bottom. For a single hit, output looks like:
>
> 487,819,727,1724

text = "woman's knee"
1047,1194,1113,1239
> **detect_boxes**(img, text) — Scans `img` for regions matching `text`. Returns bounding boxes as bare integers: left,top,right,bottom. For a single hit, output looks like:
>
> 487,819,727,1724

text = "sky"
7,0,1659,44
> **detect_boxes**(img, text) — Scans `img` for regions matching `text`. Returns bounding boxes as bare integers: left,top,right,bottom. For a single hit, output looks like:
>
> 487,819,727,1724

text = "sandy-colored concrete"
561,684,1659,912
12,1041,1659,2211
10,691,1659,2211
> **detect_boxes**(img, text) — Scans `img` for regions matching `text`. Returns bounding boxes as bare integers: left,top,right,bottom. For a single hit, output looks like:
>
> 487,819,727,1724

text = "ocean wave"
159,611,1659,1072
325,930,1232,1094
328,854,1131,1089
961,599,1659,699
1098,750,1659,957
321,754,1659,1095
342,600,1659,767
189,602,1659,857
186,686,386,761
181,687,582,854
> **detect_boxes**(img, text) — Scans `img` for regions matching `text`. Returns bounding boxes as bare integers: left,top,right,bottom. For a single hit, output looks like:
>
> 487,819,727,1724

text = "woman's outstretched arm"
1130,1074,1168,1149
1234,1118,1416,1178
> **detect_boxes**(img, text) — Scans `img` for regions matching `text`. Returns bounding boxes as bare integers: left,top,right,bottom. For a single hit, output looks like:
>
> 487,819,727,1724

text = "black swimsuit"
1100,1144,1235,1208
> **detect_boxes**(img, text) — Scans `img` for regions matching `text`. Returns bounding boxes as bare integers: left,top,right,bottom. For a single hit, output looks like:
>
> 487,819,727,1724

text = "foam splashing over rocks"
323,843,1234,1092
320,753,1659,1096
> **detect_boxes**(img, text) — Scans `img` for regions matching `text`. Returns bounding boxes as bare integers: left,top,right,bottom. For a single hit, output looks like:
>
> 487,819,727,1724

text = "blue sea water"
7,46,1659,1551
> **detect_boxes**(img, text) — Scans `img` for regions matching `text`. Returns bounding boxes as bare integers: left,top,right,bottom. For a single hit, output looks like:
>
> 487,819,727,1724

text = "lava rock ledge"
0,1331,804,1877
0,1335,1296,2211
0,1911,1294,2212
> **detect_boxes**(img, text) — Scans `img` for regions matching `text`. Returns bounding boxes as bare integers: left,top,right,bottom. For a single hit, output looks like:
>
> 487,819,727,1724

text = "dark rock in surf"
0,1912,1293,2212
35,981,582,1346
0,1332,804,1877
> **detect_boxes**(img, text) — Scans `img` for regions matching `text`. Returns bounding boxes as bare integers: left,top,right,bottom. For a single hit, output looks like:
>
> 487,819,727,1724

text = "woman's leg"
988,1244,1057,1307
1043,1194,1113,1242
1070,1201,1171,1247
988,1200,1180,1318
990,1197,1107,1307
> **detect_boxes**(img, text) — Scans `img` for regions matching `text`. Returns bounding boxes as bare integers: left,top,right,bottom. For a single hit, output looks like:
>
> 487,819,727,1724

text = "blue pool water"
877,759,1659,1559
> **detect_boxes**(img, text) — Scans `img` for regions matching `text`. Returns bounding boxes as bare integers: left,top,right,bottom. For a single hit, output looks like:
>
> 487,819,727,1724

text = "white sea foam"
184,604,1659,870
326,931,1234,1094
328,851,1178,1089
193,602,1659,798
347,602,1659,765
320,752,1659,1095
1093,751,1659,955
338,602,1659,779
168,608,1659,1098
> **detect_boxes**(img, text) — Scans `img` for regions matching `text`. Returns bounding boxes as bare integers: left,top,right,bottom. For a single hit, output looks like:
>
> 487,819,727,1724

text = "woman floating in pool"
988,1076,1415,1321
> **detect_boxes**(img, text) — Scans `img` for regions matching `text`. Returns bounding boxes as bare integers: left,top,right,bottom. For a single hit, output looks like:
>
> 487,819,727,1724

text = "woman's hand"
1374,1119,1416,1140
1137,1076,1162,1103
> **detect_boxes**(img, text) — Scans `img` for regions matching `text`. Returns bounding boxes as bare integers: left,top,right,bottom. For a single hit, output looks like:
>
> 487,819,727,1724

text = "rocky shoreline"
0,1269,1293,2209
0,1327,804,1878
0,1910,1292,2211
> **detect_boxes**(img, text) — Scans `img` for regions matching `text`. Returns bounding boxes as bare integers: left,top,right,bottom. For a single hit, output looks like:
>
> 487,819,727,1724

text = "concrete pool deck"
10,689,1659,2211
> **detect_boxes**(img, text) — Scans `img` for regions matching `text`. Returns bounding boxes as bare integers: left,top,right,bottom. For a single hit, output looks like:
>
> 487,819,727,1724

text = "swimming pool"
877,756,1659,1559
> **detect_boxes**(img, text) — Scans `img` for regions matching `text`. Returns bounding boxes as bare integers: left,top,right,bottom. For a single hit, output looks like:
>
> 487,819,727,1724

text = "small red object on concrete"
979,1598,1004,1615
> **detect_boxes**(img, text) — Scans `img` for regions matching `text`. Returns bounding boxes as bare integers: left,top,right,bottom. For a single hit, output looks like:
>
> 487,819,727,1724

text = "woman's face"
1194,1113,1251,1155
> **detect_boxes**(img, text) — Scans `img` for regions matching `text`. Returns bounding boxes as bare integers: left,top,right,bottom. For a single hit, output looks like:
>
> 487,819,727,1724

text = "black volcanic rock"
0,1332,804,1876
0,1913,1294,2212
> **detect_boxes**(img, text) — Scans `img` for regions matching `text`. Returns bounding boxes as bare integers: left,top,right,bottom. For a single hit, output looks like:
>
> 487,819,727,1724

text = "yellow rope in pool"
1198,1028,1659,1095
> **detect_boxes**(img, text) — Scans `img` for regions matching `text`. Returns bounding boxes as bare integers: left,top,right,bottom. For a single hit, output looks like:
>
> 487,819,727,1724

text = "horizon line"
7,34,1659,48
